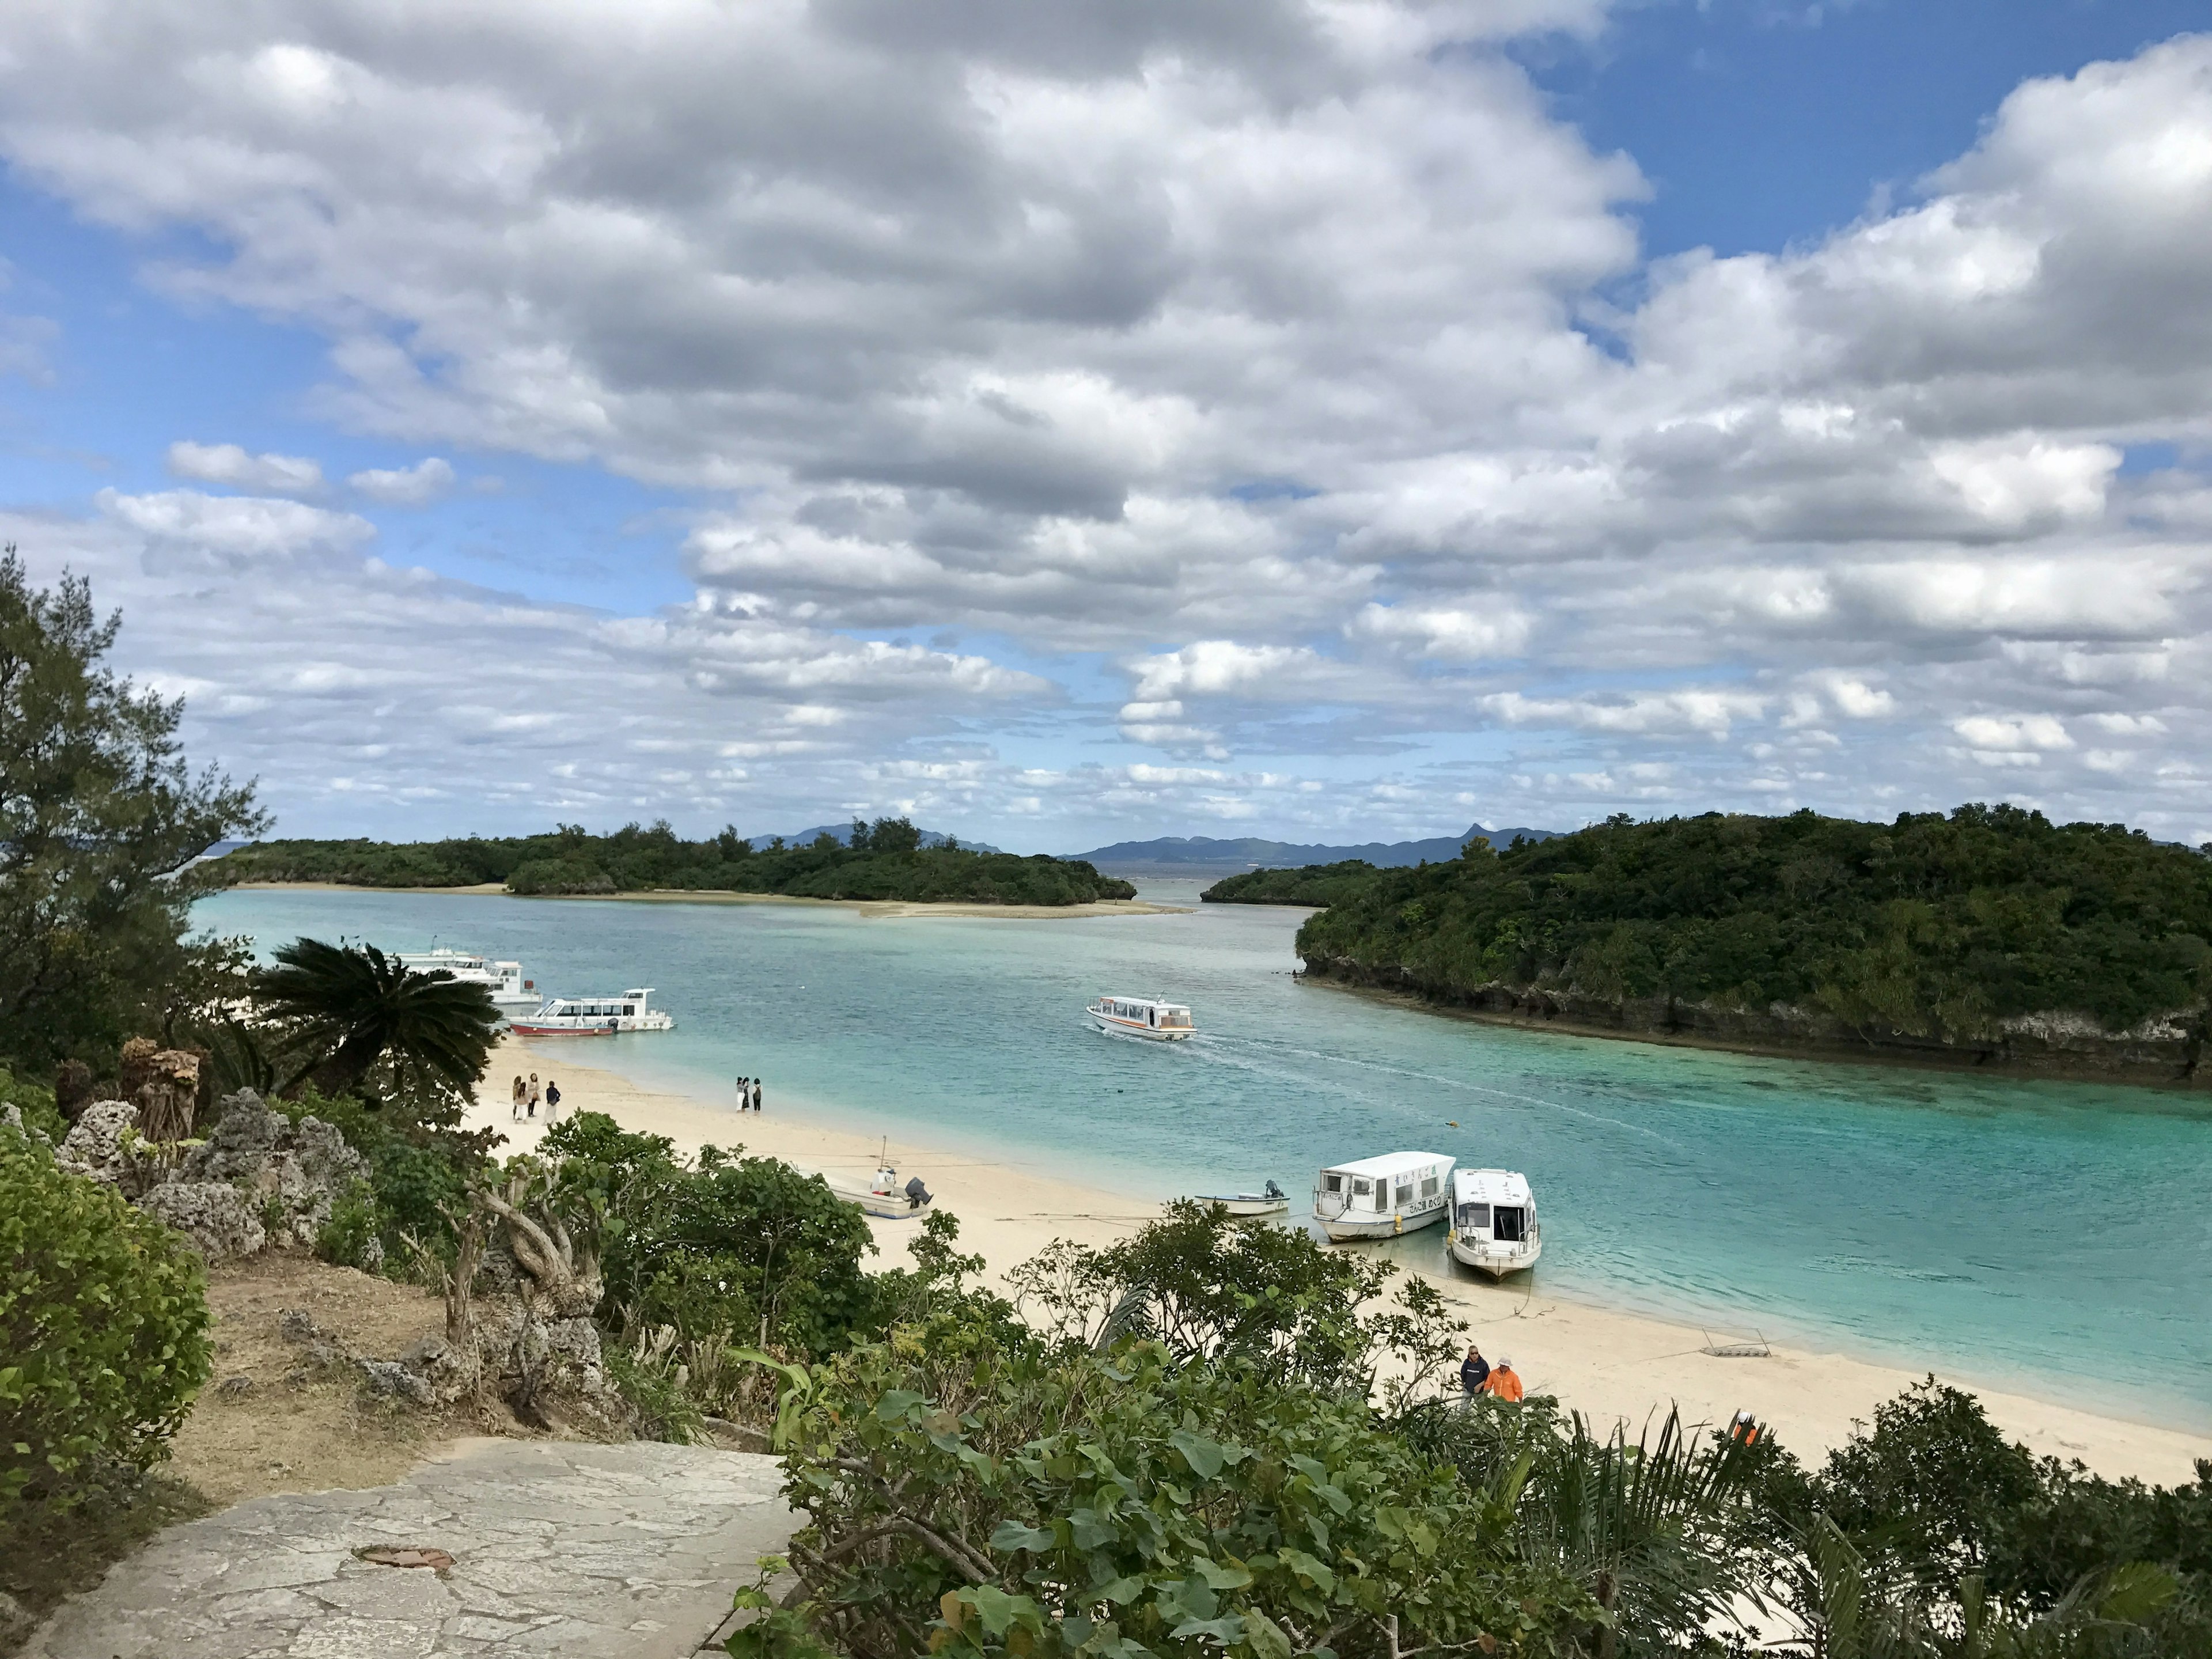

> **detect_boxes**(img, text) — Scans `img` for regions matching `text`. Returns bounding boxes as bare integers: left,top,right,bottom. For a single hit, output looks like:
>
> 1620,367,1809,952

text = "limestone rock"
138,1181,267,1263
176,1092,370,1249
56,1100,151,1191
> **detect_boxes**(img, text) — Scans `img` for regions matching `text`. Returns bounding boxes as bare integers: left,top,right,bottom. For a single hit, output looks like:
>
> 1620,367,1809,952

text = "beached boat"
1313,1152,1453,1241
1445,1167,1541,1279
1086,994,1196,1041
508,988,675,1035
1192,1181,1289,1218
825,1160,934,1220
397,948,541,1015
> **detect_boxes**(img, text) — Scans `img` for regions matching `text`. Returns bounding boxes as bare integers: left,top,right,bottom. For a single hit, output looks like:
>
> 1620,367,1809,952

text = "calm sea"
195,883,2212,1430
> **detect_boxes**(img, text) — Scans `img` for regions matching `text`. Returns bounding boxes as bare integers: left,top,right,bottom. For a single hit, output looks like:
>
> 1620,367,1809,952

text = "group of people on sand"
1459,1343,1524,1403
735,1075,763,1113
509,1072,561,1122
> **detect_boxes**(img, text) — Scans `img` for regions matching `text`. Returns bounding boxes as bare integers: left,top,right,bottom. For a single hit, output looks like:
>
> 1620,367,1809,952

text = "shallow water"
196,883,2212,1429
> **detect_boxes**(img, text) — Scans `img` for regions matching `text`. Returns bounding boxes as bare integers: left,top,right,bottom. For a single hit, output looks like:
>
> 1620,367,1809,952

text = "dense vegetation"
210,817,1135,906
1209,807,2212,1054
1201,860,1392,909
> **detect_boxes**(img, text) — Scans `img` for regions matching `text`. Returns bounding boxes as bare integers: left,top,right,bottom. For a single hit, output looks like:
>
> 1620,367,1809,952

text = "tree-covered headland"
209,818,1137,906
1206,807,2212,1080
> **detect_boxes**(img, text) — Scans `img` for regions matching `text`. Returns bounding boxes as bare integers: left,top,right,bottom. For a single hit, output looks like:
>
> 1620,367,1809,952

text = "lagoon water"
197,883,2212,1430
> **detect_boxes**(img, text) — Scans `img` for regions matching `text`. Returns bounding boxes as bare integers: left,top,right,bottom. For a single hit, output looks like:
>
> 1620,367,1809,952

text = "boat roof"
1321,1150,1453,1178
1452,1167,1533,1201
1097,993,1187,1009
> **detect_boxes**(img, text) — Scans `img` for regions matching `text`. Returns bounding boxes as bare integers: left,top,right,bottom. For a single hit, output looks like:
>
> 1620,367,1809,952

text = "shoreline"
473,1036,2212,1486
1297,972,2212,1098
222,881,1185,919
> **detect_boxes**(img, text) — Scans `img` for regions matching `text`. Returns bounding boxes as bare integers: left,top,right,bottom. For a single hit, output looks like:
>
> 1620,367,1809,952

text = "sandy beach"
472,1035,2211,1486
228,881,1185,919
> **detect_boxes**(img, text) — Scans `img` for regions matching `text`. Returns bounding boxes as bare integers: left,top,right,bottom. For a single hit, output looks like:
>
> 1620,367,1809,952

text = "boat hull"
828,1185,935,1220
1447,1233,1541,1279
1194,1195,1289,1217
1088,1012,1192,1040
507,1023,616,1036
1319,1204,1448,1242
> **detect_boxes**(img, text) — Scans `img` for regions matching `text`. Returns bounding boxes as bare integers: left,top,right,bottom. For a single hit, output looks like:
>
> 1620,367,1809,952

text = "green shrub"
315,1179,380,1271
774,1328,1594,1659
0,1068,66,1142
0,1127,211,1506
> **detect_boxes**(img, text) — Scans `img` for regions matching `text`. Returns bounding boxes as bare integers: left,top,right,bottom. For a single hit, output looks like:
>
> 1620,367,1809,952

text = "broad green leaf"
991,1520,1058,1554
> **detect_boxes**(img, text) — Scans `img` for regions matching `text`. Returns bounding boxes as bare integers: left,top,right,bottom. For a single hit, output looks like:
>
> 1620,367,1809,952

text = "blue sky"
1,1,2208,850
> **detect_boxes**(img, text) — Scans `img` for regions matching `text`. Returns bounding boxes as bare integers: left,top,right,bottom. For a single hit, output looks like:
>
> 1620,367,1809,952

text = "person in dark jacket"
1459,1344,1490,1399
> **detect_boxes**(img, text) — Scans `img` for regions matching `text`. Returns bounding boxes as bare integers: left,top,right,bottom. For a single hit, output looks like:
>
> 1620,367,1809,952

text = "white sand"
228,881,1185,919
475,1036,2211,1486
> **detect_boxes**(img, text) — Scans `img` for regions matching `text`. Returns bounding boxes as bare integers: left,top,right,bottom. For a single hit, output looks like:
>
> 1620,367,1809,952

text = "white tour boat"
397,948,541,1015
1192,1181,1289,1218
1313,1152,1455,1241
508,988,675,1036
1086,994,1196,1041
1445,1168,1542,1279
825,1152,934,1221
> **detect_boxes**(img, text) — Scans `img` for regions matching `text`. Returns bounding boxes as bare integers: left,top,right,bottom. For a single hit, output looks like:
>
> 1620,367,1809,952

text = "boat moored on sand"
1445,1167,1541,1279
1087,995,1195,1041
508,988,675,1035
1313,1152,1453,1241
825,1161,934,1219
1192,1181,1289,1218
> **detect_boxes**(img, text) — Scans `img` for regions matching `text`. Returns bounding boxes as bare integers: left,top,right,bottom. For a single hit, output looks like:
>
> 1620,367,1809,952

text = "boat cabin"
1312,1150,1454,1238
1096,997,1192,1031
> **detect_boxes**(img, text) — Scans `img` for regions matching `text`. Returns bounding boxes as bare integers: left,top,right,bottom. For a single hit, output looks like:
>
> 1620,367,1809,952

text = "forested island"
1206,805,2212,1082
209,817,1137,907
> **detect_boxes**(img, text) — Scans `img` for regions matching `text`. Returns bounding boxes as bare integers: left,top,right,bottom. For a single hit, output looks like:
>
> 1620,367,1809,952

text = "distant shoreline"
221,880,1187,919
1300,972,2212,1096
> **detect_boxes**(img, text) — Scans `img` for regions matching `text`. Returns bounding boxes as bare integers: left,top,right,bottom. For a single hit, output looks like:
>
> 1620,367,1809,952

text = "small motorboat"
825,1158,934,1221
1445,1167,1541,1279
508,988,675,1035
1192,1181,1289,1218
1313,1152,1454,1241
1086,994,1196,1041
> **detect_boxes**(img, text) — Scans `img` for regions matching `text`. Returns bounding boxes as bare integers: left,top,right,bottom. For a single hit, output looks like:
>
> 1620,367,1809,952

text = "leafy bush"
314,1179,380,1271
0,1066,66,1141
0,1127,211,1506
775,1327,1594,1659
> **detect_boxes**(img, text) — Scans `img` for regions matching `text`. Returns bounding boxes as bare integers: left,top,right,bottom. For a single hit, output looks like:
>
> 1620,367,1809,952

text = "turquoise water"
196,885,2212,1430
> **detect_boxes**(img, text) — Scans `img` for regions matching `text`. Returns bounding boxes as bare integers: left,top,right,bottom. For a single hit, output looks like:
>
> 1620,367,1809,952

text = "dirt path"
22,1440,794,1658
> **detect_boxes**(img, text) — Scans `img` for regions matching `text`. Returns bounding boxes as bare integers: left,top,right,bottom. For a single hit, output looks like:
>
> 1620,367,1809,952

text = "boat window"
1494,1206,1525,1242
1459,1202,1492,1231
1421,1176,1440,1200
623,1005,635,1016
1323,1173,1342,1194
1351,1177,1372,1198
1393,1183,1412,1209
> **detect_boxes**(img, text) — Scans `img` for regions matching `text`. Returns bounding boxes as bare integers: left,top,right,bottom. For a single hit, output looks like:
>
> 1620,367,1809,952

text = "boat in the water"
397,948,541,1015
1192,1181,1289,1218
1313,1152,1454,1241
1445,1167,1541,1279
508,988,675,1035
1086,994,1195,1041
825,1158,934,1220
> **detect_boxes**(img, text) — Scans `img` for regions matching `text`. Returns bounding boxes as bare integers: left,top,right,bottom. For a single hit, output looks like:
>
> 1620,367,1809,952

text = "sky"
1,0,2209,853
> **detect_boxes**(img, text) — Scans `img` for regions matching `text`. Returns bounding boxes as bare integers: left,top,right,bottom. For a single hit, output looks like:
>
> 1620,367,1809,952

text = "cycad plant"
255,937,499,1106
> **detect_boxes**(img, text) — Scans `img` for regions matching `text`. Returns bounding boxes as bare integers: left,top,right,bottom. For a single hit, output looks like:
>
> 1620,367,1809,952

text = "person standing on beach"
1481,1357,1524,1403
528,1073,541,1119
510,1075,525,1121
1459,1344,1489,1402
544,1080,560,1120
752,1079,763,1113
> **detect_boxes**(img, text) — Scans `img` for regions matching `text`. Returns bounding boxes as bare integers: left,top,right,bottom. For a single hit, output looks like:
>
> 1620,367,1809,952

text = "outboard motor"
904,1175,931,1210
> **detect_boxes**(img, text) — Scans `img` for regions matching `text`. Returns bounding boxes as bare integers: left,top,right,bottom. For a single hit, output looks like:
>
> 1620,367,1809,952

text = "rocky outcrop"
56,1088,371,1259
1298,955,2209,1085
137,1181,267,1263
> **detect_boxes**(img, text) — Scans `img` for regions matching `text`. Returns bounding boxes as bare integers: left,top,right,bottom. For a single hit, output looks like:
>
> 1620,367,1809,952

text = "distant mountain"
752,823,1003,854
1062,821,1562,874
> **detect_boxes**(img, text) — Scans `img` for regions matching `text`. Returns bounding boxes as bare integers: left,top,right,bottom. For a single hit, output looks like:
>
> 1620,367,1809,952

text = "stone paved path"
25,1439,797,1658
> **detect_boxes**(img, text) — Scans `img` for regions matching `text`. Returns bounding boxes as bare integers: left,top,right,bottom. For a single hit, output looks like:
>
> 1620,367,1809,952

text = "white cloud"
1952,714,2074,751
166,441,327,498
94,488,372,562
347,456,455,505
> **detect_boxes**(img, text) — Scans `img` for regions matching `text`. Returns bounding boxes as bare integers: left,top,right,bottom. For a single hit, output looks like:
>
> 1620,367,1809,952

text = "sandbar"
224,880,1183,918
472,1036,2211,1486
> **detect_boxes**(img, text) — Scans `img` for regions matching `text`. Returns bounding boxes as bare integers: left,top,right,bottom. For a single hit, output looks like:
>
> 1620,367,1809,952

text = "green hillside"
1218,805,2212,1062
209,818,1135,907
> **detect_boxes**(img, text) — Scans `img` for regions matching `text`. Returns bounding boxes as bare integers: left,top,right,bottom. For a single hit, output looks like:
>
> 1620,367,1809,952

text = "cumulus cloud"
5,11,2212,841
347,456,455,505
166,441,327,497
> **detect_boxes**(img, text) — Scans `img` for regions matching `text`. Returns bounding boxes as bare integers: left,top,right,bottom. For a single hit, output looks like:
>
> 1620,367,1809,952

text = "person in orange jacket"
1480,1357,1525,1402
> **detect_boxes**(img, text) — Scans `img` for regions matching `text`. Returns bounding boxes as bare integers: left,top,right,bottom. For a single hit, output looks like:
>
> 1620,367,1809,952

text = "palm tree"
255,937,499,1103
